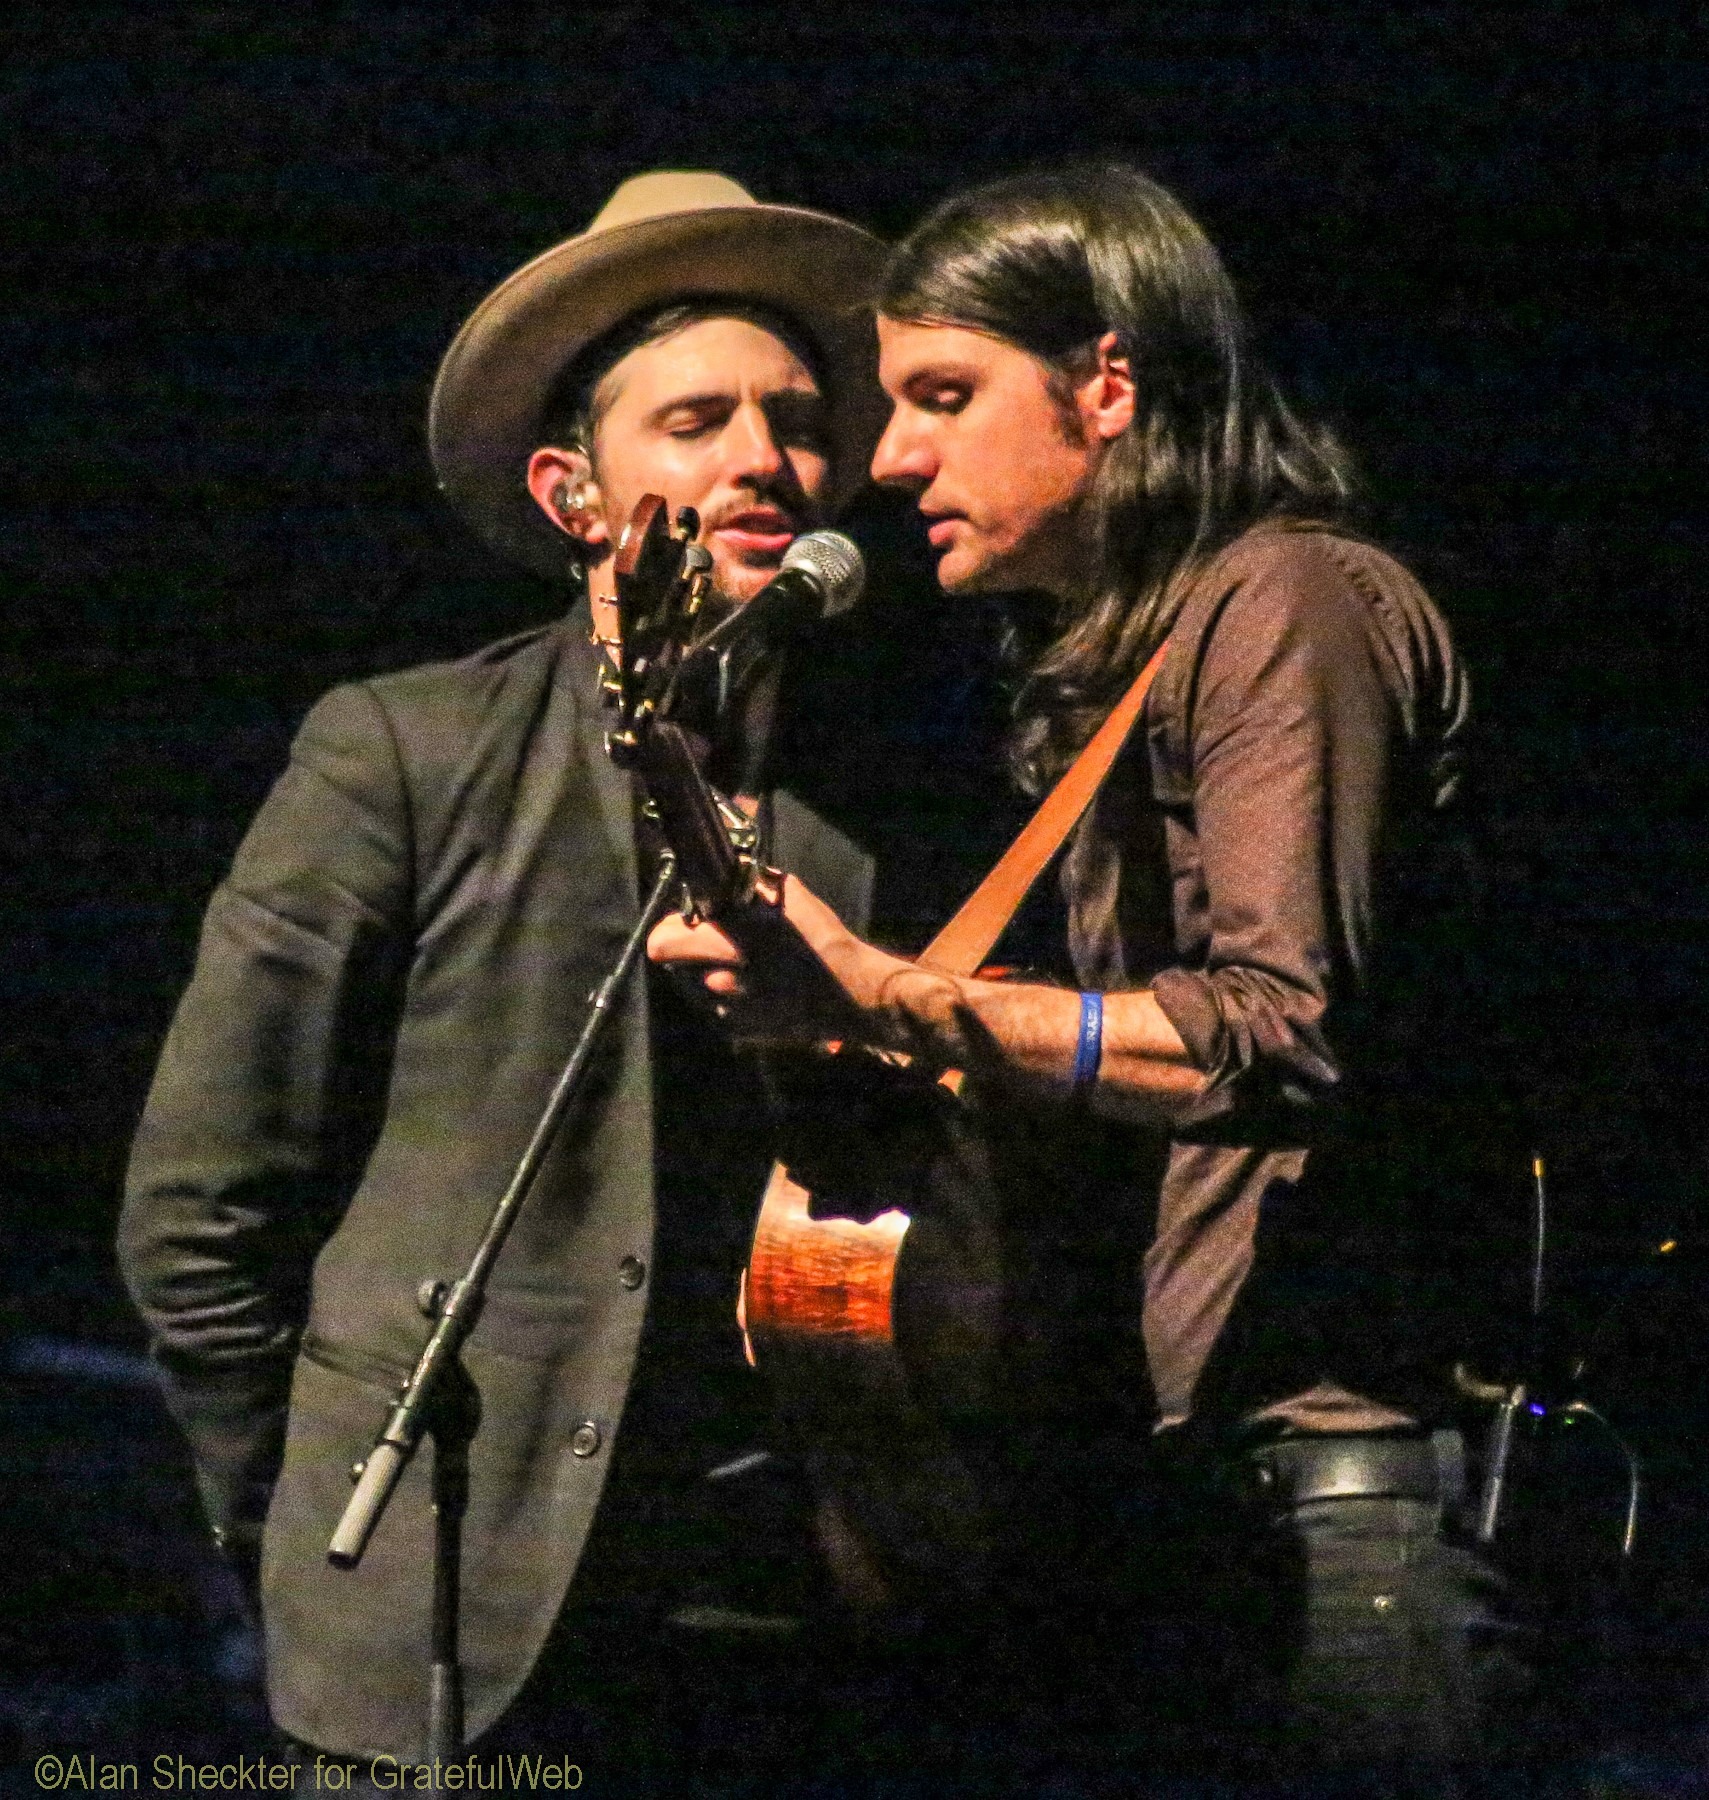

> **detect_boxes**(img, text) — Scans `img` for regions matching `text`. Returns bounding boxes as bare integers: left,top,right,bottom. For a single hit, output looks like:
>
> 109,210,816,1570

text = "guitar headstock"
605,493,714,765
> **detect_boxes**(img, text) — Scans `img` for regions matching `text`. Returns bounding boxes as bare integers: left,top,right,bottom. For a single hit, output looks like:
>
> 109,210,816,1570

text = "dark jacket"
118,615,873,1759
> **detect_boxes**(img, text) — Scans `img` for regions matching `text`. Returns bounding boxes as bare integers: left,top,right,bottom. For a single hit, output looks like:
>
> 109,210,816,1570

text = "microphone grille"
780,530,865,617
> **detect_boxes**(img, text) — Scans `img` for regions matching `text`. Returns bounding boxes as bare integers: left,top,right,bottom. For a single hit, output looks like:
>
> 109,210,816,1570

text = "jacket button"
617,1256,646,1291
571,1421,603,1458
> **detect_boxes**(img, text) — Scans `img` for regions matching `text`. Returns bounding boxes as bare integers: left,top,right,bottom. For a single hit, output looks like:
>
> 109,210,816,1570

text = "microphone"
681,529,865,673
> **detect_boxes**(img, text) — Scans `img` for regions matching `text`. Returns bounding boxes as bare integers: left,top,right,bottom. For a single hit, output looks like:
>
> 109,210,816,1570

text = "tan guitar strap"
916,636,1172,979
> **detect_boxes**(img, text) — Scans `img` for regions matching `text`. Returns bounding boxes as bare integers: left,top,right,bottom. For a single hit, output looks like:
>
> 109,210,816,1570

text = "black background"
2,0,1706,1769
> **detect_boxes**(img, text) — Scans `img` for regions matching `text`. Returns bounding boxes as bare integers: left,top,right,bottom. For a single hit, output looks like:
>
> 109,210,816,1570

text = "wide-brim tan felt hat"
429,170,889,581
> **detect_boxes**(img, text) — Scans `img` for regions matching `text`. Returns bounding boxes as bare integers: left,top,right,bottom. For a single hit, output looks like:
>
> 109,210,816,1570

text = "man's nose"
725,400,788,484
870,409,931,489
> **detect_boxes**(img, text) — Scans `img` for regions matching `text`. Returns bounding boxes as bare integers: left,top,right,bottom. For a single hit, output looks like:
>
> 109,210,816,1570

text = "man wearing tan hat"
119,172,886,1780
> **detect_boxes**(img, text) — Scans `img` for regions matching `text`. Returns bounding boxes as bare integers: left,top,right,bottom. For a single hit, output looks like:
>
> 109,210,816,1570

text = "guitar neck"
635,719,754,922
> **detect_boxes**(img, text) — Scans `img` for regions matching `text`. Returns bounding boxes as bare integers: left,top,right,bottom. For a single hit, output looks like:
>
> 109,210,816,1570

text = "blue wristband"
1071,991,1104,1093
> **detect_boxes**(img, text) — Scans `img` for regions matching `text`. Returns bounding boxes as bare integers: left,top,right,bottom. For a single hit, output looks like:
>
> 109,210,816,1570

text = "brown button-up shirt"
1063,524,1471,1432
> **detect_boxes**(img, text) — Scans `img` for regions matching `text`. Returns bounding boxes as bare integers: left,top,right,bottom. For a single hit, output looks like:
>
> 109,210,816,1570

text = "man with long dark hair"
653,165,1523,1788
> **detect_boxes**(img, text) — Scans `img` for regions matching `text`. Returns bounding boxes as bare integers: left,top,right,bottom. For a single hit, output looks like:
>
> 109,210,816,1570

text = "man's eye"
664,415,719,439
779,421,830,453
919,386,970,415
766,396,830,449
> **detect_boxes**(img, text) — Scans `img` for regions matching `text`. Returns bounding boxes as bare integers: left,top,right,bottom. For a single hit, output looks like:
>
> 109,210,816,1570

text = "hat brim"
429,205,889,581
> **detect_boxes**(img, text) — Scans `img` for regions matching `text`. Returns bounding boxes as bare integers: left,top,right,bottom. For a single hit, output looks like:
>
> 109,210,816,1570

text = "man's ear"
526,447,609,549
1076,331,1136,442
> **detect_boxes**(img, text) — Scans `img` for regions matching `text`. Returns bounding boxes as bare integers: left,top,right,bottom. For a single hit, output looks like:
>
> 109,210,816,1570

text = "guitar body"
741,1045,1020,1607
742,1047,1163,1615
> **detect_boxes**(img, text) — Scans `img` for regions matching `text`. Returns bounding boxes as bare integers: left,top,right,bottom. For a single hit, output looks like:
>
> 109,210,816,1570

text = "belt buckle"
1249,1430,1447,1511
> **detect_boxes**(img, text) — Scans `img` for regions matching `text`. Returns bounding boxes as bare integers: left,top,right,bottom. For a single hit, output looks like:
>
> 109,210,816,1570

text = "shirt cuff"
1151,967,1229,1077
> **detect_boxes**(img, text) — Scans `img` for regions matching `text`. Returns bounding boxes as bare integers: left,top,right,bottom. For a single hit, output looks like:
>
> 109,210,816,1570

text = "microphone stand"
1470,1154,1641,1557
326,853,681,1756
1473,1155,1550,1544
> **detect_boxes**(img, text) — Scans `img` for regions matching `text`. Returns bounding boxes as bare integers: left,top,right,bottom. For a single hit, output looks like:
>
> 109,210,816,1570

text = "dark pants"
523,1434,1539,1797
282,1602,870,1798
1091,1429,1541,1796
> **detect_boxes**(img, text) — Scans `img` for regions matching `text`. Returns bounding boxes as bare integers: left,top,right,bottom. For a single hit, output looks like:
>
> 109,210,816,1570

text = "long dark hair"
881,164,1356,791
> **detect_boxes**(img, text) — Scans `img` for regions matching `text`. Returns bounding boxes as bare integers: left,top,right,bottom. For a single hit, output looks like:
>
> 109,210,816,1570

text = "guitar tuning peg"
673,505,701,540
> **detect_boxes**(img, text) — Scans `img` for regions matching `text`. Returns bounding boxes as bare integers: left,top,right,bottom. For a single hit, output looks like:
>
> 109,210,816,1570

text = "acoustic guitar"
605,494,1166,1611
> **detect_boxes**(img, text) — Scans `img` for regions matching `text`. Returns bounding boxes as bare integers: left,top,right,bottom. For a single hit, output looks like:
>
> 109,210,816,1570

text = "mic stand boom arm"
326,853,682,1754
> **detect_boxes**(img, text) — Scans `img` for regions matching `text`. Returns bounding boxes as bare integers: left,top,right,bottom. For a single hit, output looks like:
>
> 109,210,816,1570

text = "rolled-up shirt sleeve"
1148,549,1397,1129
